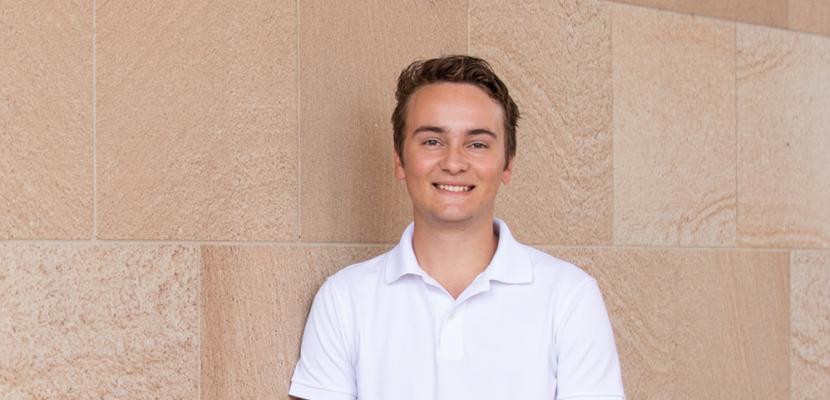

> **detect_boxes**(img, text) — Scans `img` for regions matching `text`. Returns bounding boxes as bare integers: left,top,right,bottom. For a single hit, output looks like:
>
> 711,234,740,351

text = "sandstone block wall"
1,1,828,399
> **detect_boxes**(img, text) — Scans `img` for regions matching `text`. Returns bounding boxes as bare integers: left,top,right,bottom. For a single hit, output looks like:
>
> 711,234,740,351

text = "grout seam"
1,239,821,253
789,249,794,269
92,0,97,242
196,244,203,400
535,243,796,252
296,0,302,242
609,0,616,247
734,21,739,248
787,248,793,394
466,0,470,54
0,239,396,247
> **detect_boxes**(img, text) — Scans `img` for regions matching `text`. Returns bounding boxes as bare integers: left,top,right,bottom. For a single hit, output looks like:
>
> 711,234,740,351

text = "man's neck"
411,214,499,299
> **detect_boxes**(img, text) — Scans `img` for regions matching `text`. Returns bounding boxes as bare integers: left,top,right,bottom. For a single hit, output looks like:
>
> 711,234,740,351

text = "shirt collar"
384,218,533,285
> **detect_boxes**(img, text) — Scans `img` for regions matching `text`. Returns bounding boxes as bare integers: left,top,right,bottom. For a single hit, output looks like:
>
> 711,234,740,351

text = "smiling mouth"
433,183,474,193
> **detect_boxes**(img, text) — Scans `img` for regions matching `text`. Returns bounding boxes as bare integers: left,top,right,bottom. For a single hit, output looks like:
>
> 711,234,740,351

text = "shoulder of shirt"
521,243,596,287
320,250,390,289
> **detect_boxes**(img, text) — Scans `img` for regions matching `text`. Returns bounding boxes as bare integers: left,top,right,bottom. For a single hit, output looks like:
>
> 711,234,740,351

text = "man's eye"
470,142,488,149
423,139,440,146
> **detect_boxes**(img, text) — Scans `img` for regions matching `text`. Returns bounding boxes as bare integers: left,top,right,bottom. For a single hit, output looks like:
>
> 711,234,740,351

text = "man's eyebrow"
412,126,497,138
412,125,446,135
468,128,497,138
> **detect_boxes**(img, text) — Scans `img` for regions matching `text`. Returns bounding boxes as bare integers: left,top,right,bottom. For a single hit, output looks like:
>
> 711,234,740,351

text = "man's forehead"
409,81,497,102
406,83,505,127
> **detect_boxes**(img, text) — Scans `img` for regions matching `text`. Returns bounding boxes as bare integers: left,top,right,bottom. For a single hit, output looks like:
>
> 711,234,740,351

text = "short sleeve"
554,278,625,400
289,278,357,400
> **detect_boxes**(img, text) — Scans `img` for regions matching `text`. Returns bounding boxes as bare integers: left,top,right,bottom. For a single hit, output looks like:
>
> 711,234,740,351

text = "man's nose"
440,144,468,173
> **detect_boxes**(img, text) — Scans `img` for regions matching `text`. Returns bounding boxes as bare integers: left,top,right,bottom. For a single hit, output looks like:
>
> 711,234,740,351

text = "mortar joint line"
196,243,203,400
296,0,302,242
610,0,616,247
466,0,471,54
734,21,739,248
1,239,817,253
92,0,97,242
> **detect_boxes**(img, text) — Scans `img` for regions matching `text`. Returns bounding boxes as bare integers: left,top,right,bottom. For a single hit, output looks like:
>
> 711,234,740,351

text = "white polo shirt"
289,219,625,400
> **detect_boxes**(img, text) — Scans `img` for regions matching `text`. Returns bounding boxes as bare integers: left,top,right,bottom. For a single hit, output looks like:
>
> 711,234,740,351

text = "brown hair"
392,55,519,169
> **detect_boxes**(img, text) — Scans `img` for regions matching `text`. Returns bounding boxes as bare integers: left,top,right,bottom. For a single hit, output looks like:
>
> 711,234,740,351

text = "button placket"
438,302,465,360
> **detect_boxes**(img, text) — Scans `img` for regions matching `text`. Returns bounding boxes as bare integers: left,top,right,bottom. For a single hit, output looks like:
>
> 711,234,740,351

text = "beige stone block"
791,251,830,399
549,247,790,399
201,245,388,399
737,25,830,248
299,1,466,242
0,244,199,398
0,2,92,239
97,1,297,240
613,5,737,246
471,0,613,245
790,0,830,37
612,0,788,28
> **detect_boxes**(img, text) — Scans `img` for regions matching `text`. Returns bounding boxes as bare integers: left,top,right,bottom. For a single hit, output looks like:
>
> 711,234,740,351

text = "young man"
289,56,625,400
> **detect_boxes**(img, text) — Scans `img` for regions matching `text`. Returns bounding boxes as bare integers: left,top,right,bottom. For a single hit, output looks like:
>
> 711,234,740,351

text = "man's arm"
289,278,357,400
554,278,626,399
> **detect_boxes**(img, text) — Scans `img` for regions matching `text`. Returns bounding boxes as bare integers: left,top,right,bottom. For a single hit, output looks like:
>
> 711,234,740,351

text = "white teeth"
436,184,471,192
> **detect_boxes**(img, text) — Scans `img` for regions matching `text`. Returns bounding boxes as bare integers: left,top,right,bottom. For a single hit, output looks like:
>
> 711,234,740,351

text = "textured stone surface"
471,0,613,245
790,0,830,36
547,247,790,399
201,245,388,399
0,2,92,239
612,0,788,28
299,0,466,242
0,244,199,398
97,0,297,240
791,251,830,399
737,25,830,248
613,5,736,246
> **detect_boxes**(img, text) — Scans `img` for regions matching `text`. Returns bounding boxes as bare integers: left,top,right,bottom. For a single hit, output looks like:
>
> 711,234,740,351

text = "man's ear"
394,151,406,180
501,157,513,185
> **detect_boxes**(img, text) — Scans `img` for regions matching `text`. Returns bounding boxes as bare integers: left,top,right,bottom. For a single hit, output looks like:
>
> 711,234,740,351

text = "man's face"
394,82,512,226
